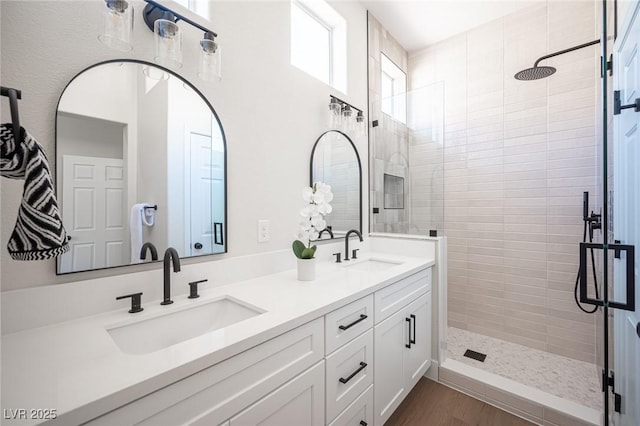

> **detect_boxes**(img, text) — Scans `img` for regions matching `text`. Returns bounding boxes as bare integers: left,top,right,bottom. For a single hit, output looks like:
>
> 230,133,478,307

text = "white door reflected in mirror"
56,61,226,274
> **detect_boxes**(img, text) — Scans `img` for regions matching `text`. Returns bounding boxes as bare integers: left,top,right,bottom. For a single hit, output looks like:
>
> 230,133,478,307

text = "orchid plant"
292,182,333,259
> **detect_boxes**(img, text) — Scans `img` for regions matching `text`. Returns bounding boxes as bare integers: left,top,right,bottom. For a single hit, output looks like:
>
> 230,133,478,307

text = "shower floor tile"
447,327,603,411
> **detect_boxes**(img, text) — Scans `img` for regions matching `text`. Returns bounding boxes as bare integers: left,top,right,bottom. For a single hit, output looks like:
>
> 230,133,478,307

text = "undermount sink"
344,258,403,272
107,297,265,355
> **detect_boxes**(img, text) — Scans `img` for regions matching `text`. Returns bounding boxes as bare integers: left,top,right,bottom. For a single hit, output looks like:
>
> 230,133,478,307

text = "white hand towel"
130,203,153,263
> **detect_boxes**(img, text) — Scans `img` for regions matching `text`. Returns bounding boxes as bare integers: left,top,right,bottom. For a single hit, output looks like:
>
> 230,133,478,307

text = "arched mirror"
55,60,226,274
310,130,362,239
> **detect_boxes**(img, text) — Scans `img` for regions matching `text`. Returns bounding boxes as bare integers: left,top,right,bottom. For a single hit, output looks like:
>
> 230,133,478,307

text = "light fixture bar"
329,95,362,114
142,0,217,37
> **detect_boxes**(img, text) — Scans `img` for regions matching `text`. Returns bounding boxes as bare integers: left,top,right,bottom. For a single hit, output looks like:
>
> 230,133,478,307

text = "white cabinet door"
403,293,431,390
374,292,432,426
328,384,374,426
373,309,407,426
229,361,325,426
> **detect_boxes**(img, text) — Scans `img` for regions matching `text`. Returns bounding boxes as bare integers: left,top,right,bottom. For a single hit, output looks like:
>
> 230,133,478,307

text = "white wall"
0,0,368,290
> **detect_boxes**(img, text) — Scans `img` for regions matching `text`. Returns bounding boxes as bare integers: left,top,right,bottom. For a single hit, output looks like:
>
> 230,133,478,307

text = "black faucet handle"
188,279,208,299
333,252,342,263
116,292,144,313
352,248,360,259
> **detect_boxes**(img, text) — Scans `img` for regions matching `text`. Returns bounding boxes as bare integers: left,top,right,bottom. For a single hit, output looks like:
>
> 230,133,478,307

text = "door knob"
194,242,203,249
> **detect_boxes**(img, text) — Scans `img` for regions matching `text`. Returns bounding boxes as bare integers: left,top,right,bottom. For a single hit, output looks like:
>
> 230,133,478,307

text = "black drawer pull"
410,314,416,344
338,314,368,331
360,421,367,426
406,317,412,348
339,362,367,384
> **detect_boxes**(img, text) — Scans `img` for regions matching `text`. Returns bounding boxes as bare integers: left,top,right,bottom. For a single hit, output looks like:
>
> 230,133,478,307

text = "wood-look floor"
385,378,535,426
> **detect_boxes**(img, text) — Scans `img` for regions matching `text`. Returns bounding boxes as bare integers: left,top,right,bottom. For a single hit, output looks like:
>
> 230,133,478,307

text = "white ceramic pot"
297,258,316,281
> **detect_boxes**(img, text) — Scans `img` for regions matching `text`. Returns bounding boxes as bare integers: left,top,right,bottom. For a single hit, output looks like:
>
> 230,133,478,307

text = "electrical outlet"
257,220,270,242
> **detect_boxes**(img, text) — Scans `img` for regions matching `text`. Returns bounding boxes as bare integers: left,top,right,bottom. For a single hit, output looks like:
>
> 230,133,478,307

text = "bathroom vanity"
1,241,439,426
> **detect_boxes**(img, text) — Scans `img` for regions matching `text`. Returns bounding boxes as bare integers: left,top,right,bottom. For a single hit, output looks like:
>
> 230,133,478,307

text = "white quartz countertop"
1,252,433,425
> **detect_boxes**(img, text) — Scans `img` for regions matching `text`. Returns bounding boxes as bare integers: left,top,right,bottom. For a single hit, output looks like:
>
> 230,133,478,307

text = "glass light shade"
98,0,133,52
342,105,355,132
198,37,222,82
356,112,366,138
154,18,183,69
329,99,342,129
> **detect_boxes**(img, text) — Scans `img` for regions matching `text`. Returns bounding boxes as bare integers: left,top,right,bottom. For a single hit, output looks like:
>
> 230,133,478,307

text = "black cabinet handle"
406,317,412,348
339,362,367,384
360,421,367,426
410,314,416,344
338,314,367,331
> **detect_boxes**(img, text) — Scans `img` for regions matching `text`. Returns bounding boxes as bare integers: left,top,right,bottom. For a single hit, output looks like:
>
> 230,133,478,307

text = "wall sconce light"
328,95,365,136
198,32,222,81
356,111,366,138
329,96,343,129
152,10,183,69
98,0,133,52
97,0,222,80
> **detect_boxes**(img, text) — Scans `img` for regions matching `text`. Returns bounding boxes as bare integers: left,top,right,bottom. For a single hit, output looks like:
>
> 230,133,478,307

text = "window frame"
290,0,347,93
380,53,407,124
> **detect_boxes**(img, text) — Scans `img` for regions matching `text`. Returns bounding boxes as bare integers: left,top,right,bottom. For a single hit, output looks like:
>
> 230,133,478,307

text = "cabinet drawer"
85,318,324,426
374,268,431,324
328,384,373,426
229,361,325,426
325,329,374,423
325,294,373,355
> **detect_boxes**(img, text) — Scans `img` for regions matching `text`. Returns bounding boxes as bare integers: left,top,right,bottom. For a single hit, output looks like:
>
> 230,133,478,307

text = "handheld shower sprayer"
575,191,601,314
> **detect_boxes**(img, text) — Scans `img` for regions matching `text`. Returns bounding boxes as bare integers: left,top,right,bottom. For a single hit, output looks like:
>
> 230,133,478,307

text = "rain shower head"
514,66,556,81
514,39,600,81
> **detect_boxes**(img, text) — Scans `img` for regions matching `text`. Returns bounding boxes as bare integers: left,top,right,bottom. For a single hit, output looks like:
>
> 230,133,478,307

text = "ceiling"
360,0,542,52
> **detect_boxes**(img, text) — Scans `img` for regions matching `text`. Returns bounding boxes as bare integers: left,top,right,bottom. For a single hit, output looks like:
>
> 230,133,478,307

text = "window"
291,0,347,93
173,0,209,20
381,53,407,124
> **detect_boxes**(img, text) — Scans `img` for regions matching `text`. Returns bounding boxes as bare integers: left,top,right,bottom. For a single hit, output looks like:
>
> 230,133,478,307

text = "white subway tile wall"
406,1,599,363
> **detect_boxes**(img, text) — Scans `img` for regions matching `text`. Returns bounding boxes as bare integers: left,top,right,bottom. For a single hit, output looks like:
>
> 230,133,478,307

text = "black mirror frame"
309,130,363,238
54,59,228,275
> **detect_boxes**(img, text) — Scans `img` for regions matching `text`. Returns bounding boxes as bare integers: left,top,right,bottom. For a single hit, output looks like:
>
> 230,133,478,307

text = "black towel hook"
1,86,22,141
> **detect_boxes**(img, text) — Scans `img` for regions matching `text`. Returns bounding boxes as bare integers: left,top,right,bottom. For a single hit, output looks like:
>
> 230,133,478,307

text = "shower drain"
463,349,487,362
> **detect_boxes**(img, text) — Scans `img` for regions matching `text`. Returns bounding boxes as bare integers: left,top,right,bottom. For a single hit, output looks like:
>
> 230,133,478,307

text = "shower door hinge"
614,90,640,115
603,370,622,413
601,55,613,77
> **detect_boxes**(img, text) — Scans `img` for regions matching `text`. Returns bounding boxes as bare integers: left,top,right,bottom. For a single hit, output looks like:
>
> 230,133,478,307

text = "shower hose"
574,219,600,314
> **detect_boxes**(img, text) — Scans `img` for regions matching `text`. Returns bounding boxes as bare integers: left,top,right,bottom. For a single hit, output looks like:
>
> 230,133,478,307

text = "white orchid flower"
302,187,313,203
309,229,319,241
311,215,326,229
300,205,319,217
312,191,325,204
318,203,333,215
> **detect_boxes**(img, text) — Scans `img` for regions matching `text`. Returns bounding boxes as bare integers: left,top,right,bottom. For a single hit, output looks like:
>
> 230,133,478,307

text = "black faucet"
161,247,181,305
319,227,334,239
344,229,363,261
140,242,158,261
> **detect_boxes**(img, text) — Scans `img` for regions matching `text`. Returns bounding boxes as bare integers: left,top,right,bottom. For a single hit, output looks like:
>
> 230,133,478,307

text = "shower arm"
533,39,600,67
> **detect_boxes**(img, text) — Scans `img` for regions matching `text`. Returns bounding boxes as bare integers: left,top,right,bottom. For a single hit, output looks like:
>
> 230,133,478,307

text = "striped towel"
0,124,69,260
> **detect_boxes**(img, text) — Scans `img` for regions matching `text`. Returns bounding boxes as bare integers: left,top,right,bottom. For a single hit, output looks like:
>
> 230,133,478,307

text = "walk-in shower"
368,2,609,424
